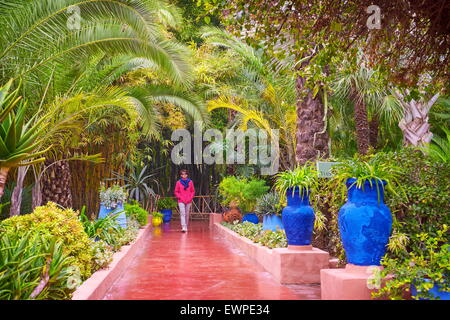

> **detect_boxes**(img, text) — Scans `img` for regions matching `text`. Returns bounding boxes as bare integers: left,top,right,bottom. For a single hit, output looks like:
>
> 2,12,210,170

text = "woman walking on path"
174,169,195,232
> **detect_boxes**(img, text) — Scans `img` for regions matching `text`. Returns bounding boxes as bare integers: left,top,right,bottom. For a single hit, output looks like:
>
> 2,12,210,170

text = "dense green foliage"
373,226,450,300
222,221,287,249
157,197,178,210
0,201,141,300
0,232,79,300
0,202,94,278
125,201,149,227
218,177,269,213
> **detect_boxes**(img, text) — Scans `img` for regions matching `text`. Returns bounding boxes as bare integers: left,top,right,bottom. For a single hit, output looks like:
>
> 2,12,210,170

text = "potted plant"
157,197,178,223
98,184,128,228
274,164,318,246
332,156,402,266
372,226,450,300
219,177,269,224
255,192,283,231
151,211,164,227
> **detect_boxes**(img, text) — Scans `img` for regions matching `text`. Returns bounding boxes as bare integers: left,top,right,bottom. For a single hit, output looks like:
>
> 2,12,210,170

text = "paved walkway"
103,220,320,300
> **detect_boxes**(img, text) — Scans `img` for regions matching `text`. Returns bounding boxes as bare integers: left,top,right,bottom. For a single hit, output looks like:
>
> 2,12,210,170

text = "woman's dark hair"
179,169,189,176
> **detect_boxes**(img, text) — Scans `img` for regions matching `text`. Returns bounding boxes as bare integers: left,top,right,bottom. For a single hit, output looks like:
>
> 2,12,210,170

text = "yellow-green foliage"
0,202,94,279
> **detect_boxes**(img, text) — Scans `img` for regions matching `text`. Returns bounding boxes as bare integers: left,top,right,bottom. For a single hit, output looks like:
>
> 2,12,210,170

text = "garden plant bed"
213,222,331,284
72,223,152,300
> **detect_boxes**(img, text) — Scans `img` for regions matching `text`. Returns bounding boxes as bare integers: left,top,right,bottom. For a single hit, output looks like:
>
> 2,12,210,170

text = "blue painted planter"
411,279,450,300
338,178,392,266
262,214,284,231
160,209,173,223
98,202,127,229
281,188,315,246
242,213,259,224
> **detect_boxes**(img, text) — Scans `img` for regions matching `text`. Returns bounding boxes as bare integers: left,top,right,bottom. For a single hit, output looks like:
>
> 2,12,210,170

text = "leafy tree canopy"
201,0,449,92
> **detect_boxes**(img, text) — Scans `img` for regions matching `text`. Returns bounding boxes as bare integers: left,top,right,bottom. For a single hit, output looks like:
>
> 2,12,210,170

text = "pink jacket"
174,180,195,204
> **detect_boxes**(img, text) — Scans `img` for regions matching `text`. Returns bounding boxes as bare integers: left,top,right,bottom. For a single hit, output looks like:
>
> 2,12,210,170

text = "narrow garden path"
103,220,320,300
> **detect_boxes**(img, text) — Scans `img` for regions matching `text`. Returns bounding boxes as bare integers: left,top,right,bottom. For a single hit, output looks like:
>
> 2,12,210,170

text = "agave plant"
107,164,159,206
255,192,282,216
0,80,51,199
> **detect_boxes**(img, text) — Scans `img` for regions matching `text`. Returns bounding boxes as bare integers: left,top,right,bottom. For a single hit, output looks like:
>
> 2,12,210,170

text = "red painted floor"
103,220,320,300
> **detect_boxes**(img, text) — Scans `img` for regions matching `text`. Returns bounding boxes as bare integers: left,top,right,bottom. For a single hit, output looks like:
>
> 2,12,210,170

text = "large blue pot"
281,188,314,246
98,202,127,228
242,213,259,224
411,279,450,300
338,178,392,266
160,209,173,223
262,214,284,231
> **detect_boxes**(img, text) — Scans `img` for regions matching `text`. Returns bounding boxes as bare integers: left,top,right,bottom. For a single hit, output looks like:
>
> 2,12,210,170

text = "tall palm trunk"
369,115,379,150
395,93,440,147
41,160,73,208
295,76,329,164
351,88,370,155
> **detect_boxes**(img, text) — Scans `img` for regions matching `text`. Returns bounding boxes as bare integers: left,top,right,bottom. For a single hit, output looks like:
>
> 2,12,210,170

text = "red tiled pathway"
103,220,320,300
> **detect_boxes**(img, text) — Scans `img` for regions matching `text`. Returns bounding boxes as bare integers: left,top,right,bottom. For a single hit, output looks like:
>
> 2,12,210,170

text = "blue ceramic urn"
160,209,173,223
281,188,315,245
98,202,127,228
242,213,259,224
262,214,284,231
338,178,392,266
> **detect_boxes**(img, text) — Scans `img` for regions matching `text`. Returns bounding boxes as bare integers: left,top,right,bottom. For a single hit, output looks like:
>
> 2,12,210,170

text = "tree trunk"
41,160,72,208
395,93,440,147
351,89,370,155
32,180,42,210
9,166,29,216
0,167,10,201
295,76,329,164
369,114,379,150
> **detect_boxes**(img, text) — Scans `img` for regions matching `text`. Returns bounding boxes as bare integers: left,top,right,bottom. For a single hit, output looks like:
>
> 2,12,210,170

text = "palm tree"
331,59,403,155
0,0,193,96
0,1,208,210
200,27,297,170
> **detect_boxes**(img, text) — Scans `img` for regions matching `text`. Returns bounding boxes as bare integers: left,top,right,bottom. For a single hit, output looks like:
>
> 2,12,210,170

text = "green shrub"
218,177,269,212
372,226,450,300
222,221,287,249
90,240,114,273
0,202,94,279
0,232,81,300
79,207,121,240
157,197,178,210
125,201,149,226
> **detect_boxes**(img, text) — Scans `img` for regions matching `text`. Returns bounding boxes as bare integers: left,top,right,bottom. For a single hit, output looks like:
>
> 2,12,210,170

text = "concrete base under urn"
320,264,386,300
